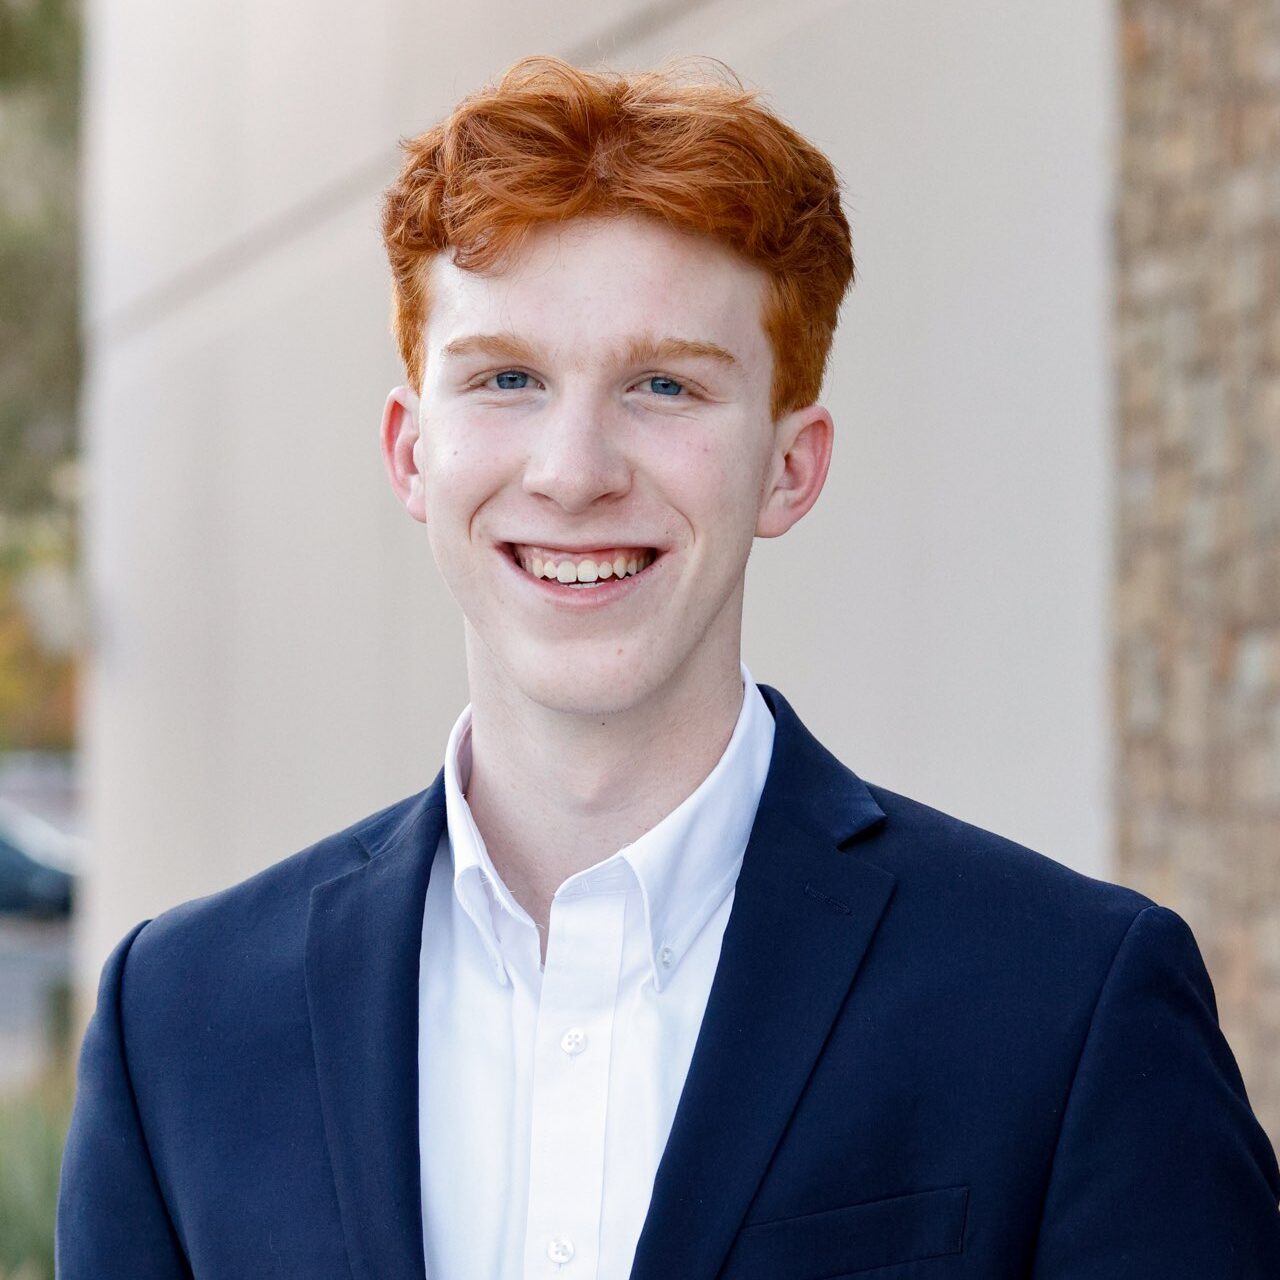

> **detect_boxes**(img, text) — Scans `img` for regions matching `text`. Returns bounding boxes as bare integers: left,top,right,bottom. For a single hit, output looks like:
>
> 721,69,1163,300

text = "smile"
499,540,665,599
506,543,659,588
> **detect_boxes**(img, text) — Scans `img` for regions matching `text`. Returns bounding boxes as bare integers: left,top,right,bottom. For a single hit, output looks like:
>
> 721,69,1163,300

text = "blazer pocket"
721,1185,969,1280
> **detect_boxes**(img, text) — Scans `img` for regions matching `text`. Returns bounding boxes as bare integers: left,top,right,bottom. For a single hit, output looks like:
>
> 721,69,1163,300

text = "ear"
380,385,427,524
755,403,834,538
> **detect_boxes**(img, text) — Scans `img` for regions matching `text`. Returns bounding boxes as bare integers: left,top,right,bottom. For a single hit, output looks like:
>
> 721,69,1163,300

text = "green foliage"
0,0,81,138
0,102,81,520
0,203,80,505
0,5,82,1268
0,1067,72,1280
0,0,81,750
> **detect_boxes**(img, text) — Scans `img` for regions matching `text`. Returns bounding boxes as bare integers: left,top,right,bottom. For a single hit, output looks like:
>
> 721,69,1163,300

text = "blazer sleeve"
1031,903,1280,1276
56,920,192,1279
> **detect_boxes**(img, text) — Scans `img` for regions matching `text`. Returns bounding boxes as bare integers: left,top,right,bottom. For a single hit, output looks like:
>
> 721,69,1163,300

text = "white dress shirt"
417,663,775,1280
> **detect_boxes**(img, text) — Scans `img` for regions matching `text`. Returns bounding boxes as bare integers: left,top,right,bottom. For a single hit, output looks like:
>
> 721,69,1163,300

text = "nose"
521,393,632,513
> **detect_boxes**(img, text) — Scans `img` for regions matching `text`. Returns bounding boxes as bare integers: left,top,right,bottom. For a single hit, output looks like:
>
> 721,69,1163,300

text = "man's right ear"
380,385,427,524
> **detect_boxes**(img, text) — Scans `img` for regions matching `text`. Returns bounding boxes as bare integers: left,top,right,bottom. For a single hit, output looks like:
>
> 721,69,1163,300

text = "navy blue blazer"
57,684,1280,1278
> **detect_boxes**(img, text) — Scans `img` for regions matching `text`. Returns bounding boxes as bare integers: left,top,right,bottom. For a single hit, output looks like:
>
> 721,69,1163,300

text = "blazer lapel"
304,776,447,1280
630,684,897,1280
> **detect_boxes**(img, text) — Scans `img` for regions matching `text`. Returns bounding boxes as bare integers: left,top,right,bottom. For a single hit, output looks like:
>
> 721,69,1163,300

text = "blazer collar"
628,683,894,1280
305,782,446,1280
303,682,893,1280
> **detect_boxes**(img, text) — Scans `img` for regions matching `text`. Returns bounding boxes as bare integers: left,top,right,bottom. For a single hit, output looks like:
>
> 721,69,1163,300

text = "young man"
59,56,1280,1279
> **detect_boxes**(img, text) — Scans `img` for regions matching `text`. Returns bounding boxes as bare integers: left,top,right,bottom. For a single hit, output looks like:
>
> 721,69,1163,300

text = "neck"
460,633,746,938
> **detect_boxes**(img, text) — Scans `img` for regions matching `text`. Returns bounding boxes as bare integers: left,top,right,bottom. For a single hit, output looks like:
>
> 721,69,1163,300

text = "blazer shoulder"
118,787,435,983
861,779,1157,950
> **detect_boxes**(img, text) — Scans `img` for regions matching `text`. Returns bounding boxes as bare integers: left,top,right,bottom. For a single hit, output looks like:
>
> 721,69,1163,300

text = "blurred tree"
0,0,81,753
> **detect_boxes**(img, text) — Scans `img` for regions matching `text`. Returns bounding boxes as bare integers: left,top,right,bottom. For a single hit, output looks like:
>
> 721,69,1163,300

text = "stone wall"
1116,0,1280,1148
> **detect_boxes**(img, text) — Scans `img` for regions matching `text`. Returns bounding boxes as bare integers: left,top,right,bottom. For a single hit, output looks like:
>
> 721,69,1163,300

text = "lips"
504,542,662,584
508,542,657,557
505,542,659,560
504,542,655,578
498,541,667,599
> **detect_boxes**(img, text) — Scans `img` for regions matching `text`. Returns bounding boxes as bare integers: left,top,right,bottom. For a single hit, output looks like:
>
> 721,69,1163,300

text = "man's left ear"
380,384,427,524
755,403,834,538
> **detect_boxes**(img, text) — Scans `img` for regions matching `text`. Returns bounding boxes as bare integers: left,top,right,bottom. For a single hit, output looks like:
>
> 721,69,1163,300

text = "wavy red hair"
380,55,854,420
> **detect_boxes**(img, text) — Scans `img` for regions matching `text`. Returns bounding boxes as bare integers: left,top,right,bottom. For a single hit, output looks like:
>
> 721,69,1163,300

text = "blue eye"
647,376,684,396
492,370,530,390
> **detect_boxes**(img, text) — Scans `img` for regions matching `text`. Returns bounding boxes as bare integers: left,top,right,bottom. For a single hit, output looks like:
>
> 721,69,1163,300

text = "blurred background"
1,0,1277,1274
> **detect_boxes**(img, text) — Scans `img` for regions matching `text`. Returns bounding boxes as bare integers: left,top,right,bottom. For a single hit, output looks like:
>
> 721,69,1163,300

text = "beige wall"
77,0,1115,995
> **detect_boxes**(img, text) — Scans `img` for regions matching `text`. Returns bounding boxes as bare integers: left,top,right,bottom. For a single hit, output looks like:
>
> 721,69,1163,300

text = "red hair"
380,55,854,419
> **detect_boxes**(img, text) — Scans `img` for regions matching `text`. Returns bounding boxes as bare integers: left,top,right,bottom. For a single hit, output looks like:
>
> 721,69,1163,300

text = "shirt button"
658,944,675,969
547,1236,575,1264
560,1027,587,1056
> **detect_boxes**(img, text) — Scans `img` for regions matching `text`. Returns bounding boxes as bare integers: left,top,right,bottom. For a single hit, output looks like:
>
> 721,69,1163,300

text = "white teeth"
509,542,655,583
513,546,655,583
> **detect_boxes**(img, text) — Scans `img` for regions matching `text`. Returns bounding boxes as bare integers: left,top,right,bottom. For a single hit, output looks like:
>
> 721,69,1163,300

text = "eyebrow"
438,332,740,370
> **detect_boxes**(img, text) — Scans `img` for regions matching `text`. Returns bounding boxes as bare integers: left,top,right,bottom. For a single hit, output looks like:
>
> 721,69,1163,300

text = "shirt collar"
441,707,523,985
441,663,776,991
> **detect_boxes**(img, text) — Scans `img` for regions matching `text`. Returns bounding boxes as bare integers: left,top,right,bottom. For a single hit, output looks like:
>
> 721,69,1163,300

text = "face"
381,213,832,719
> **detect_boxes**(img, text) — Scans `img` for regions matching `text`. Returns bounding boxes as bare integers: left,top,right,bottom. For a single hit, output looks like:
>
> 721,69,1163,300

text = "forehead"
422,214,772,373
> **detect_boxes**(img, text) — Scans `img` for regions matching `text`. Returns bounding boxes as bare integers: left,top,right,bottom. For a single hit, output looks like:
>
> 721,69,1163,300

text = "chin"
507,648,665,718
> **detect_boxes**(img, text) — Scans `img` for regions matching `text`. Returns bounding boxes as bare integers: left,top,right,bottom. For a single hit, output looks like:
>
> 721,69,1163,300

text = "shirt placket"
522,883,628,1278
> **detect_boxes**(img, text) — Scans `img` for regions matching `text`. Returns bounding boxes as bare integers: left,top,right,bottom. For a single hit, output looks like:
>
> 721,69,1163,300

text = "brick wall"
1116,0,1280,1147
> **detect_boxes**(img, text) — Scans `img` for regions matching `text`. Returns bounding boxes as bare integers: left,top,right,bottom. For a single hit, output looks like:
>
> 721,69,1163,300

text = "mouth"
499,542,668,610
502,542,663,589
